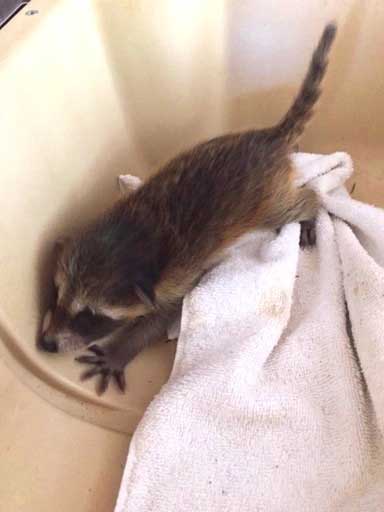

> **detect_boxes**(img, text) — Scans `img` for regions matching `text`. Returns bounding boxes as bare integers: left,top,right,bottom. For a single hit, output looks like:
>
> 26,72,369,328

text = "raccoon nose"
39,336,58,353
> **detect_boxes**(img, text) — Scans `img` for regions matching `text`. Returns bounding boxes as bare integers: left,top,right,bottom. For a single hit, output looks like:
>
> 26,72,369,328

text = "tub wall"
1,0,383,510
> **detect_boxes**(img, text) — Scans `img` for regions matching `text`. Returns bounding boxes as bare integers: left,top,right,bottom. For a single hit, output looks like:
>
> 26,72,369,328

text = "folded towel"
115,153,384,512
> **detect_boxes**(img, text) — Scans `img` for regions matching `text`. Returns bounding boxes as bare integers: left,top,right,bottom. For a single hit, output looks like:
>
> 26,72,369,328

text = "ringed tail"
275,22,337,145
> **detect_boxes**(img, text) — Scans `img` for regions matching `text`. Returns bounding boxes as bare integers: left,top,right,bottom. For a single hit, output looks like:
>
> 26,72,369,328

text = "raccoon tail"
275,22,337,146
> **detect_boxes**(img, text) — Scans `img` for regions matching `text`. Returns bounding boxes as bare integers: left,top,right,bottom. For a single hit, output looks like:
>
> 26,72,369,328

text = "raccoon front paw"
75,344,126,395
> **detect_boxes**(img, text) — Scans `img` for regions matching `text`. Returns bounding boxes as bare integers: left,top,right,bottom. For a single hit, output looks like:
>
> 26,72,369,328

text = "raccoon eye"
72,307,96,331
70,307,120,339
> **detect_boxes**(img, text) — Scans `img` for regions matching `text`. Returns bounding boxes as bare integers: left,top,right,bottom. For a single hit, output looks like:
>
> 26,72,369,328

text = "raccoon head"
39,210,159,353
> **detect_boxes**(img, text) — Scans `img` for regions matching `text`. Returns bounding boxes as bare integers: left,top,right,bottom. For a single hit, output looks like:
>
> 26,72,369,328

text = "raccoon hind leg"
293,187,319,248
290,187,319,223
273,187,319,247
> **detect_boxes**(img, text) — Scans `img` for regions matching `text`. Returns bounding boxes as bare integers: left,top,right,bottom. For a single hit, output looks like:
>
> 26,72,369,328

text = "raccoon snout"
38,335,58,353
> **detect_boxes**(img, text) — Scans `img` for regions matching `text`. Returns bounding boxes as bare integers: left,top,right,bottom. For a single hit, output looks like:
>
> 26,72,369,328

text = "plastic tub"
1,0,384,510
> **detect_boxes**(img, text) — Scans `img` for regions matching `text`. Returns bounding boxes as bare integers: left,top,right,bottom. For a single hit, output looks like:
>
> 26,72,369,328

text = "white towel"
115,153,384,512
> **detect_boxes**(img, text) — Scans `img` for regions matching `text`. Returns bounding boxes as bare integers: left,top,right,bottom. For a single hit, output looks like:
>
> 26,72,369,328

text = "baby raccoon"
39,23,337,394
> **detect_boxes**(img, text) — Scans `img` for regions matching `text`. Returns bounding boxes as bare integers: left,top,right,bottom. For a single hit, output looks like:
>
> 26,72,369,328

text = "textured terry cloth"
115,153,384,512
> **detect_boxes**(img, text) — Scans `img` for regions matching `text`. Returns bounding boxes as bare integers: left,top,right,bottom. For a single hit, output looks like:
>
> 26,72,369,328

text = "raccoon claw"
114,371,126,392
75,345,127,394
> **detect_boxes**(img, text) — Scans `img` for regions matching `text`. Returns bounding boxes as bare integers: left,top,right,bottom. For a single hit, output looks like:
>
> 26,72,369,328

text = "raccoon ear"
117,174,143,195
134,277,156,309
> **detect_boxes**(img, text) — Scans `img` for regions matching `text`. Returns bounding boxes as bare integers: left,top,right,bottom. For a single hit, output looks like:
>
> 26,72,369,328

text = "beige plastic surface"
1,0,384,510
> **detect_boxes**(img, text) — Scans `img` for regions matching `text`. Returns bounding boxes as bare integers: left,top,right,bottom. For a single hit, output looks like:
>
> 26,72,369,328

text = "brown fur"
39,24,337,393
